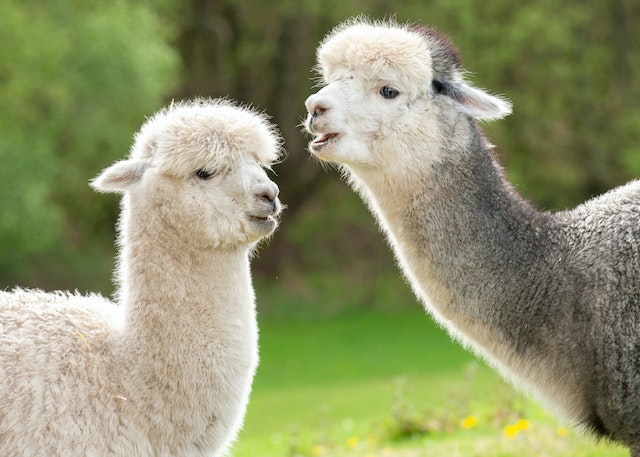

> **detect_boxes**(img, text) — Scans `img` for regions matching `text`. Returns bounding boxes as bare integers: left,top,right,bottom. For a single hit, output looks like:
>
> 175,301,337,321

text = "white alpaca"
304,18,640,455
0,98,282,456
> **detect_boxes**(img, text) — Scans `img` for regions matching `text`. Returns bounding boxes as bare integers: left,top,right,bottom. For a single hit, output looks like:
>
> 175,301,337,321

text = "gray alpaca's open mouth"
310,132,339,151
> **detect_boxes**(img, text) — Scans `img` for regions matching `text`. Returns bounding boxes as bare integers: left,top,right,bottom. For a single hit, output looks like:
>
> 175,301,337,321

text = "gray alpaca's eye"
195,169,215,180
380,85,400,99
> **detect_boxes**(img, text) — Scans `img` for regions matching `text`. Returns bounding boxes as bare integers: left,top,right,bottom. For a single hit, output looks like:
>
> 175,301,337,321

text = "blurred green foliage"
0,0,178,289
1,0,638,313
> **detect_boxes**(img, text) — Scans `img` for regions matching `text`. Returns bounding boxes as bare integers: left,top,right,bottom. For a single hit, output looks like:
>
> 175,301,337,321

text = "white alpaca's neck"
112,195,258,449
117,208,254,344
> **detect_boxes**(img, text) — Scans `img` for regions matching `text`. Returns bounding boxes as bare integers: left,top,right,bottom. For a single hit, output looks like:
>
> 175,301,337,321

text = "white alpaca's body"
0,98,282,456
305,18,640,455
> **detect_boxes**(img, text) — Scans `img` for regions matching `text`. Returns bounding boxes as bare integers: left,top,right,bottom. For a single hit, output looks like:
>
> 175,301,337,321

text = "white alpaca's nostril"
255,183,279,211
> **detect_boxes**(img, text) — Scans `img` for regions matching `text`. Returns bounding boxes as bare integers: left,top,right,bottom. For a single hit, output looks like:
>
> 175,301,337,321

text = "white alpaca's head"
92,98,283,249
304,18,512,169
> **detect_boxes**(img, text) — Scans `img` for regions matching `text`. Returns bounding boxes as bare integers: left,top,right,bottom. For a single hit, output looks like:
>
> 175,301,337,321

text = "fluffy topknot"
316,18,466,98
130,98,283,178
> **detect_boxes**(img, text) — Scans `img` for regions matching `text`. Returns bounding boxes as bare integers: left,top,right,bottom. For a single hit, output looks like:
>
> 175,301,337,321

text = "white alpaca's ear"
434,80,512,121
90,159,150,193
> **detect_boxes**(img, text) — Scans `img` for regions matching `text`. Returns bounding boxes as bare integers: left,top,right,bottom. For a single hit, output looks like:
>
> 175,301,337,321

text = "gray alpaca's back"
564,182,640,440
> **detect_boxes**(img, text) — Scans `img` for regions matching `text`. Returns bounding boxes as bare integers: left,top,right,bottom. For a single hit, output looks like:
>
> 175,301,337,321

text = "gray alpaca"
304,18,640,455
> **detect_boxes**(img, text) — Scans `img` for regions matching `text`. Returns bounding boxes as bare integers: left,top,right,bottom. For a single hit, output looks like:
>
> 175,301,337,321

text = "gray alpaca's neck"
348,120,605,429
349,123,558,356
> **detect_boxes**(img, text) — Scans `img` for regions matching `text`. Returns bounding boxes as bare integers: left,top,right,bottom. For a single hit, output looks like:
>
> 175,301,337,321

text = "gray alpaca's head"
304,18,511,169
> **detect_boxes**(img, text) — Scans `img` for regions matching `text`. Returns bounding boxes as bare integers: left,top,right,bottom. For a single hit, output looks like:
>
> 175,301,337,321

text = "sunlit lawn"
233,309,628,457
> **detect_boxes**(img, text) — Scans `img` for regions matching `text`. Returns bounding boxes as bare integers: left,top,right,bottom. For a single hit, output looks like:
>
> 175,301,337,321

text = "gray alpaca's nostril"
313,104,328,118
306,94,329,119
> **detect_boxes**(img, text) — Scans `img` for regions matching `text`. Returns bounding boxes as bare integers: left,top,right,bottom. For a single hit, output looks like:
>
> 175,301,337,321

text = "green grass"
233,309,628,457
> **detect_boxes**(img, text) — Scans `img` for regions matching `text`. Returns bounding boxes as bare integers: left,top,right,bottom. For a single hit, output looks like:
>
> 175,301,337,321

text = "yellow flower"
504,418,531,438
503,424,520,439
557,427,569,437
346,436,360,448
312,444,325,456
461,415,478,429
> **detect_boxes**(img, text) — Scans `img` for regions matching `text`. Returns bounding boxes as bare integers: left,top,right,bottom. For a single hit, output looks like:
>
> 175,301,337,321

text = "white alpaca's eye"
195,169,216,180
379,86,400,100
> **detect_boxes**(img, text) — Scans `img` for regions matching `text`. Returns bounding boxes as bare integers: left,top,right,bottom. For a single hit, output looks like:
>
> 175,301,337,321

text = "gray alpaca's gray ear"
90,159,150,193
433,79,512,121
